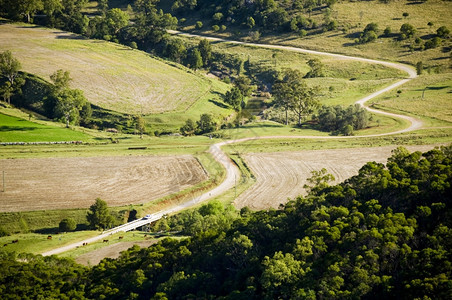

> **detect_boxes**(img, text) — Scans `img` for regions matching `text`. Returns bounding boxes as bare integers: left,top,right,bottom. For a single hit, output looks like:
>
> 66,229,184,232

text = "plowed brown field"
0,155,207,212
234,145,438,210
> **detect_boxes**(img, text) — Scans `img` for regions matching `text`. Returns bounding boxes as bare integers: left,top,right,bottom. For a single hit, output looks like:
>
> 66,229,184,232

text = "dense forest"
1,145,450,299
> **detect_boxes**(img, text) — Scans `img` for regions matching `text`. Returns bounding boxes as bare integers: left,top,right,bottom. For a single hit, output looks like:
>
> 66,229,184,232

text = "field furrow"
0,155,207,212
234,145,439,210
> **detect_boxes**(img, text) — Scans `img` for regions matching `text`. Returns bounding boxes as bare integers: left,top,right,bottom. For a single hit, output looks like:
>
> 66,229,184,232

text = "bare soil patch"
0,155,207,212
75,240,156,266
234,145,438,210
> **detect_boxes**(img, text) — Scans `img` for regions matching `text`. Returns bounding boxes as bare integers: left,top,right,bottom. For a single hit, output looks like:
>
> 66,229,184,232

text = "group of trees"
224,76,254,111
163,38,212,70
46,69,92,127
180,113,217,136
1,145,450,299
272,69,319,126
0,51,91,127
169,0,337,34
357,20,450,53
0,50,24,104
316,104,370,135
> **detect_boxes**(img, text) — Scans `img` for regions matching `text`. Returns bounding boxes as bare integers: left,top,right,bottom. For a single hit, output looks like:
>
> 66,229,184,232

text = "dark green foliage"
0,226,9,237
1,146,451,299
179,118,195,136
196,113,216,134
305,58,325,78
0,252,87,299
316,104,369,135
416,61,423,75
86,198,114,230
59,217,77,232
359,23,379,44
436,26,450,38
400,23,416,40
424,36,442,49
197,39,211,66
224,86,244,111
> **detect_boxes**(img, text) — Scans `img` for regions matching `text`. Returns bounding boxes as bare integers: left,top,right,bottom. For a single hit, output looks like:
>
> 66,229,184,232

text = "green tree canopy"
59,218,77,232
86,198,114,230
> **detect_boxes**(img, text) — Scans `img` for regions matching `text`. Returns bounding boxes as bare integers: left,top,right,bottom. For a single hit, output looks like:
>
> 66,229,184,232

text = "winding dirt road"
42,32,421,256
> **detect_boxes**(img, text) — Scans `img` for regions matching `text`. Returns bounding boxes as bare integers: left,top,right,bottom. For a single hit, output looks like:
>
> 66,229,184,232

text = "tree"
384,26,392,37
273,69,319,126
436,26,450,38
233,76,253,98
105,8,129,35
187,48,203,70
55,88,88,127
416,61,423,75
86,198,114,230
196,114,216,134
198,39,211,66
359,23,379,44
17,0,44,23
165,39,186,63
0,50,23,104
289,82,319,126
224,87,244,111
59,218,76,232
305,58,325,78
400,23,416,40
50,69,71,94
180,118,195,136
134,115,146,138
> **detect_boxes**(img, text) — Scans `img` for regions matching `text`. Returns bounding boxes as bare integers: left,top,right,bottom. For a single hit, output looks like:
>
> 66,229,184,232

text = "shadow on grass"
0,126,38,132
415,86,450,91
208,99,229,109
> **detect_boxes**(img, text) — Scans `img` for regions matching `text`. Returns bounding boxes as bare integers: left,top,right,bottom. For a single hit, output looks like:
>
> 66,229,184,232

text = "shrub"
400,23,416,40
59,218,77,232
0,226,9,237
195,21,203,29
436,26,450,38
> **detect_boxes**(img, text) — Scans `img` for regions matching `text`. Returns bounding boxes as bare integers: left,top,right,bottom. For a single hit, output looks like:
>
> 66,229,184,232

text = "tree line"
0,145,450,299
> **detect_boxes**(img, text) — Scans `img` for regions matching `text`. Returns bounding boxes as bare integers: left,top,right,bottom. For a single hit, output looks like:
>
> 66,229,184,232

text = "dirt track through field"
234,145,438,210
0,155,207,212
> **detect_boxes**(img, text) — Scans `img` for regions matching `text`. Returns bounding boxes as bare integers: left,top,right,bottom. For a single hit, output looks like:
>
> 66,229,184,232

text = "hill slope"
0,23,222,115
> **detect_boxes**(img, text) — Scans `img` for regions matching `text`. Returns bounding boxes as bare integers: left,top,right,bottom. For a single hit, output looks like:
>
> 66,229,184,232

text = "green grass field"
0,112,93,142
0,23,230,117
374,73,452,125
255,0,452,68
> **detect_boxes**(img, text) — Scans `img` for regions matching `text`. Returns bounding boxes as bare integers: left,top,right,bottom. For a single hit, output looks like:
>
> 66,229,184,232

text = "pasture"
260,0,452,67
0,23,228,116
234,145,441,210
0,112,92,142
0,155,208,212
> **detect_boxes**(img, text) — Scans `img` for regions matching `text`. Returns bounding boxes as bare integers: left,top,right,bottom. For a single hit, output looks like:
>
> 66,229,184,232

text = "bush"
195,21,203,29
424,37,441,49
0,226,9,237
359,23,378,43
316,104,369,135
212,25,220,32
59,218,77,232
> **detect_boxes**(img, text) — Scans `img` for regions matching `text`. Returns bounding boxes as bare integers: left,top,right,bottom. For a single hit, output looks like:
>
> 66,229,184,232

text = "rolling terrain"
0,23,228,116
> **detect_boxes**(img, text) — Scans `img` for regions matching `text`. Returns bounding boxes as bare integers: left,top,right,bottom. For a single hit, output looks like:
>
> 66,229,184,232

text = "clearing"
234,145,439,210
0,155,208,212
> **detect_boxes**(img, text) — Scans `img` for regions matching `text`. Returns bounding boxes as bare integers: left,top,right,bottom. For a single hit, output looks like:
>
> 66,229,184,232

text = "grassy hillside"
0,112,93,143
0,22,230,117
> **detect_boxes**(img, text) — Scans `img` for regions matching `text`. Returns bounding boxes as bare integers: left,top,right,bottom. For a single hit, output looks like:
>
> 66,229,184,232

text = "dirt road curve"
42,32,421,256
